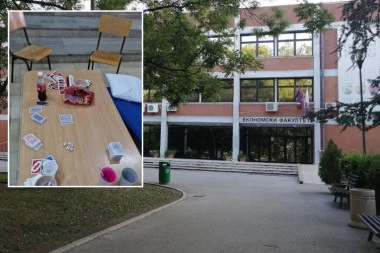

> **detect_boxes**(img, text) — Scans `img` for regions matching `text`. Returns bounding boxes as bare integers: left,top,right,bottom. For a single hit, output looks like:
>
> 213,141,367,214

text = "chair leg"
11,57,15,83
116,58,122,74
368,231,374,241
91,61,94,70
339,195,343,208
333,194,337,203
47,56,52,70
87,59,91,70
29,61,33,71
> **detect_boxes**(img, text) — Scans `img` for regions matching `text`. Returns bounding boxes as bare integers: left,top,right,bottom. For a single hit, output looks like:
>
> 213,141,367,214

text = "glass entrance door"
240,127,313,164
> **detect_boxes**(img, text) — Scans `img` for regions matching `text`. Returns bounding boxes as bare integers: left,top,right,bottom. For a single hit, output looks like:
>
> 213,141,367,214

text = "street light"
354,48,367,154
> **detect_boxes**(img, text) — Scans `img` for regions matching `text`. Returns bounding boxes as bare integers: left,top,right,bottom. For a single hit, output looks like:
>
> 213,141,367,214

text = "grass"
0,173,7,183
0,183,182,253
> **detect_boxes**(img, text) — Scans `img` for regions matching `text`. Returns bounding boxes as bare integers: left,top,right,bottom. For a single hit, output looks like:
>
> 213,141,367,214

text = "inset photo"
8,11,142,187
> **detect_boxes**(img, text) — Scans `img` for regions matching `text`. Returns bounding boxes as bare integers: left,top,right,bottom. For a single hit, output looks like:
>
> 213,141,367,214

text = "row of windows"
240,32,313,57
208,32,313,58
186,78,313,103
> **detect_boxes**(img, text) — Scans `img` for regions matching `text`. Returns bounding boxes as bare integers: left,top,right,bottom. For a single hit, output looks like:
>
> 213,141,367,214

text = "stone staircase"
9,12,142,63
144,157,299,176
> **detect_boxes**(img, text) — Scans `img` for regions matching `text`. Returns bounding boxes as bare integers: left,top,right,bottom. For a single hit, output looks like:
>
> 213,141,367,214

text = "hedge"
340,152,380,210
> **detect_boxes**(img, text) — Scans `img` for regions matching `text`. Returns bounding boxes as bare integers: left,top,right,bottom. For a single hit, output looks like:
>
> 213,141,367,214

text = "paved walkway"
55,168,378,253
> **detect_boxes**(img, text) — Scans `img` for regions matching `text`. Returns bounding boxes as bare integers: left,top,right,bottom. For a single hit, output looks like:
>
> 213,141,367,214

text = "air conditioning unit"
167,104,177,112
146,103,159,113
142,103,145,113
265,102,278,112
325,102,337,109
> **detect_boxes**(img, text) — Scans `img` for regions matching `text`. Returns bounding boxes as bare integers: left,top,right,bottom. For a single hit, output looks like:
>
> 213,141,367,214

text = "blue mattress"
107,87,142,142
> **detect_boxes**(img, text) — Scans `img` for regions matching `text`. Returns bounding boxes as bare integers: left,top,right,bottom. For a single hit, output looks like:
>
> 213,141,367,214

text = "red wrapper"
63,86,94,105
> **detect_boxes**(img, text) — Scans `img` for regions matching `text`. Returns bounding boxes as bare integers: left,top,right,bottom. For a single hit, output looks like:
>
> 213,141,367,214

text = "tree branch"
15,0,67,10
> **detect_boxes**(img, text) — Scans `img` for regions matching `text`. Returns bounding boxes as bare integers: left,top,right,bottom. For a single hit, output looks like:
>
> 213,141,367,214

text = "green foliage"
165,148,176,157
143,3,263,106
97,0,132,10
253,7,291,37
340,152,380,209
307,92,380,131
238,152,248,161
294,0,335,34
319,139,342,184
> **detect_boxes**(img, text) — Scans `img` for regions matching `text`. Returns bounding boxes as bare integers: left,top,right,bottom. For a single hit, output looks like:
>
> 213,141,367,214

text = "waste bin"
348,188,376,228
159,160,171,184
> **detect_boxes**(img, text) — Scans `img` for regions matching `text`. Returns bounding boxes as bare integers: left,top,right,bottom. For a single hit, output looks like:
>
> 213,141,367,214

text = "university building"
143,2,380,164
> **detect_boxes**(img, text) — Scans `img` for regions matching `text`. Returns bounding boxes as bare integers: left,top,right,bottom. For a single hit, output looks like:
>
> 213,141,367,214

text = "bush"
340,152,380,210
319,139,342,184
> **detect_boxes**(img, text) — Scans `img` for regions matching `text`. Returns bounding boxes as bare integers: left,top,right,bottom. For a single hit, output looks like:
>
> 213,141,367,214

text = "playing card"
31,159,42,174
59,114,73,125
44,155,54,161
111,142,124,155
23,133,40,146
48,82,59,90
31,113,46,124
29,107,42,114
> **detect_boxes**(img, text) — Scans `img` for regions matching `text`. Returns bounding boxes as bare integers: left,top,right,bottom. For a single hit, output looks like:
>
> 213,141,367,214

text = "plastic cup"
41,160,58,178
35,175,57,186
119,168,138,186
99,167,117,186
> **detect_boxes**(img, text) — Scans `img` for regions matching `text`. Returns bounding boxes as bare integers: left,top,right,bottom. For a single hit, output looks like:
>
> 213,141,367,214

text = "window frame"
240,34,274,58
240,79,275,102
277,78,314,102
277,32,313,57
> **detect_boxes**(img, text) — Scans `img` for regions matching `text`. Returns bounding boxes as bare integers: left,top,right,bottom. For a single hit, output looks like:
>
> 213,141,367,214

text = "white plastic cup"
41,160,58,178
119,168,138,186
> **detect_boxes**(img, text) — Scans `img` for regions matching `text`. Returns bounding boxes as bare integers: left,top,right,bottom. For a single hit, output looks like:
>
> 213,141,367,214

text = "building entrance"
240,127,313,164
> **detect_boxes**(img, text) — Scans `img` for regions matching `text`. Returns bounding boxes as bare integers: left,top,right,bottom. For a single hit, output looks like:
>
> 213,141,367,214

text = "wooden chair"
88,15,132,74
9,12,53,83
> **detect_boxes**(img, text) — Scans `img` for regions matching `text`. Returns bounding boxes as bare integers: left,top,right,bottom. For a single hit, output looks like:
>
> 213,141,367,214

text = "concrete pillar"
313,32,322,164
348,188,376,228
160,99,169,158
232,17,241,162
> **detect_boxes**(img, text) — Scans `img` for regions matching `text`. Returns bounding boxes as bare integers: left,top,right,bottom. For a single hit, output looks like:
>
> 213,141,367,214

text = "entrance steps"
143,158,299,176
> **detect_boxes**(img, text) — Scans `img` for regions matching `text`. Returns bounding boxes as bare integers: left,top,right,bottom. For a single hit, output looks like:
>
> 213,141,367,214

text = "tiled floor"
9,61,142,185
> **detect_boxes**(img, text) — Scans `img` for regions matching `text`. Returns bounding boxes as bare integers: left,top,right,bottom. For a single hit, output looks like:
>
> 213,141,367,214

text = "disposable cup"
41,160,58,178
99,167,117,186
119,168,138,186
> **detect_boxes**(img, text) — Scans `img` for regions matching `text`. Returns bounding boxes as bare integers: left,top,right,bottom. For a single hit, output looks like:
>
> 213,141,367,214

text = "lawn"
0,182,182,253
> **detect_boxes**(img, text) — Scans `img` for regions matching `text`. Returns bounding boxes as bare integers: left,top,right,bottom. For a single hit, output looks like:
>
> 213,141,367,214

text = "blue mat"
107,87,142,142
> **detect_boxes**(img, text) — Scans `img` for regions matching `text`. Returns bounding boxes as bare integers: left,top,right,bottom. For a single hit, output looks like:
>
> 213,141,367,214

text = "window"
203,79,233,102
278,78,313,102
278,32,312,56
241,35,274,58
241,79,274,102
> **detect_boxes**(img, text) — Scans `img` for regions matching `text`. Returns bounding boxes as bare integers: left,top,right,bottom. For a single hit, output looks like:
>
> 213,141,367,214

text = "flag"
295,88,302,104
303,88,310,117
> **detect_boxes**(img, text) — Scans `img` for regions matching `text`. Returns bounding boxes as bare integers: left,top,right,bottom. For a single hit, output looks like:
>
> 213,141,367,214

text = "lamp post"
354,48,367,154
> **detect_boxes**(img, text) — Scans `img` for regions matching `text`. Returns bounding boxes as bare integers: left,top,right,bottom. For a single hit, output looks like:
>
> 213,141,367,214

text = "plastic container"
99,167,117,186
119,168,138,186
37,71,47,101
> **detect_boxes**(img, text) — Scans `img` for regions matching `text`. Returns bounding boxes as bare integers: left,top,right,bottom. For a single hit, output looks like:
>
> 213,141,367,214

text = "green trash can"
159,160,171,184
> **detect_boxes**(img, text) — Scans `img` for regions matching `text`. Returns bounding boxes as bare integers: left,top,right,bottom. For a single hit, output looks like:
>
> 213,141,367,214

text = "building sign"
338,28,380,104
240,117,313,125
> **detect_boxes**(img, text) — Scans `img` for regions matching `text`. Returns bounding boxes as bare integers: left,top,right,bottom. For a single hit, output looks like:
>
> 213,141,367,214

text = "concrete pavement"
55,168,378,253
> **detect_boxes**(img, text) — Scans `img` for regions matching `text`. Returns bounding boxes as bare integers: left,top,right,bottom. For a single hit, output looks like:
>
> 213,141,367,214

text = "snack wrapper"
63,86,94,105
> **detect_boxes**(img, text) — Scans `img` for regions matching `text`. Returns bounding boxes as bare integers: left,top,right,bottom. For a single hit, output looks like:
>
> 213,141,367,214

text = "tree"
319,139,343,184
294,0,380,130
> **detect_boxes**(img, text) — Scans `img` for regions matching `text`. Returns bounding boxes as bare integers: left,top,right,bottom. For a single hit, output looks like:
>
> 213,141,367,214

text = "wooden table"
18,70,142,186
